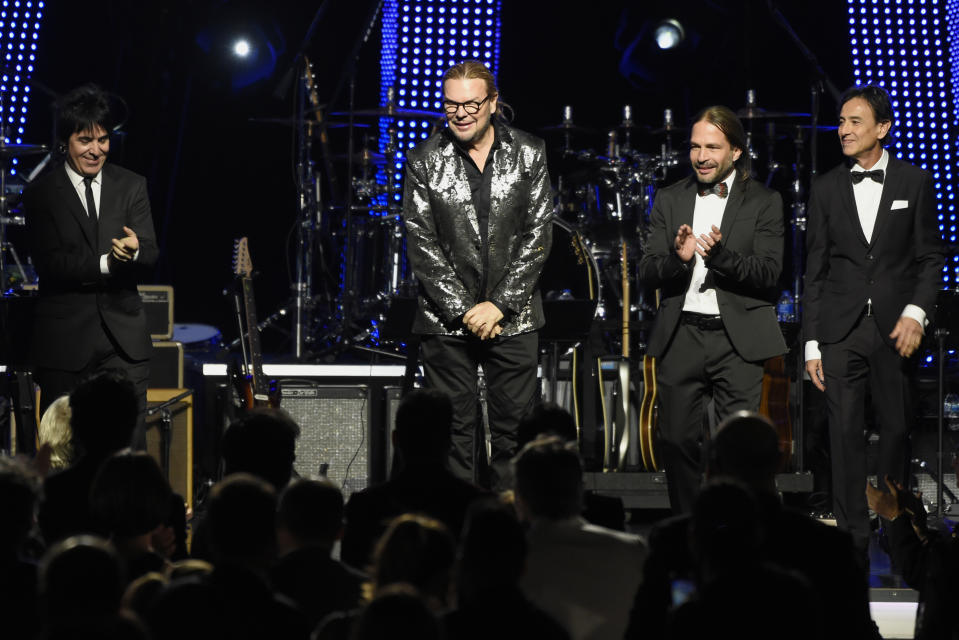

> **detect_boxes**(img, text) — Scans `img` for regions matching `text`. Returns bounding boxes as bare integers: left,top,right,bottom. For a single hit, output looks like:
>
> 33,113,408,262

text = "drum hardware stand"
933,291,959,517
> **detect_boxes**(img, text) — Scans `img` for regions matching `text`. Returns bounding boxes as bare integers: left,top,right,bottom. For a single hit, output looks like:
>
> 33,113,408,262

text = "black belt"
680,311,724,331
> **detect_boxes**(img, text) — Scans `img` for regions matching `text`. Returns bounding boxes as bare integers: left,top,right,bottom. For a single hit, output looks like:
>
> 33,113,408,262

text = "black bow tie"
850,169,884,185
697,182,728,198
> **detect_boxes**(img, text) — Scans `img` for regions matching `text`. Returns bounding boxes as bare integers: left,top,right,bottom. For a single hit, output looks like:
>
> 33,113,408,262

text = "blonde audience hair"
39,395,73,470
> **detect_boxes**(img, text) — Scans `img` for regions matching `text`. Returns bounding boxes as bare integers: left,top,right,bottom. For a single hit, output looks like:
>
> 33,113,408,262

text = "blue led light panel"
849,0,956,286
380,0,503,207
0,0,43,174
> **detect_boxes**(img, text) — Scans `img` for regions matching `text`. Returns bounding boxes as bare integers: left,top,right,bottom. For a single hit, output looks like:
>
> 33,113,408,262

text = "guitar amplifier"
279,382,372,498
149,341,184,388
146,388,194,511
138,285,174,340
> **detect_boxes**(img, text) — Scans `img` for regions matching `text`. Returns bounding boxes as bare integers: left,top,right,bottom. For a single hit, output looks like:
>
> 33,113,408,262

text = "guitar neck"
240,276,268,401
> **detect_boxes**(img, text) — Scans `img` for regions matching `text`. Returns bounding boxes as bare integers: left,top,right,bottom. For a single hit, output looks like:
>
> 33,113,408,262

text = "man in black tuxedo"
803,84,944,552
24,84,157,446
638,105,786,514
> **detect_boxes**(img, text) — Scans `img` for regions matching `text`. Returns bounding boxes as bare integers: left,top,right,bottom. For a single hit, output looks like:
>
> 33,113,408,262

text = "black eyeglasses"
443,95,491,115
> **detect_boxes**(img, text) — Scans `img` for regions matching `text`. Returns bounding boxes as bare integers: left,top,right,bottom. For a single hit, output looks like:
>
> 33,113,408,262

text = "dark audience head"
39,535,125,625
90,450,173,538
207,473,277,570
512,436,583,521
276,477,344,554
517,402,577,447
371,514,456,607
0,454,41,556
393,389,453,464
69,370,138,459
709,410,781,494
55,83,113,146
221,408,300,490
689,480,763,585
350,584,441,640
456,498,527,605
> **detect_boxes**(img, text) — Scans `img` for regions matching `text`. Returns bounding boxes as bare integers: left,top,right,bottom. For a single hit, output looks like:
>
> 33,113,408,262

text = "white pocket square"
891,200,909,210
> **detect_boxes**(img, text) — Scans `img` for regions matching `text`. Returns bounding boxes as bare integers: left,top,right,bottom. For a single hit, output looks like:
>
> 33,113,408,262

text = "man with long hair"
403,61,552,489
638,105,786,514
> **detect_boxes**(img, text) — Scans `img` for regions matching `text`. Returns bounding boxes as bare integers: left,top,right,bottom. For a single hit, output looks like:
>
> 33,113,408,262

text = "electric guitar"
232,237,271,408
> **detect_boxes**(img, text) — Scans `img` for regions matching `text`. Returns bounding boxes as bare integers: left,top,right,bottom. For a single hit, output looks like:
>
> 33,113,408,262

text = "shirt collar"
850,148,889,173
64,161,102,186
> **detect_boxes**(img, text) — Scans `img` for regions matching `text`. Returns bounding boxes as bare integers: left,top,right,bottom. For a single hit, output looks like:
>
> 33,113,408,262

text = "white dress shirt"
804,150,925,362
682,170,736,315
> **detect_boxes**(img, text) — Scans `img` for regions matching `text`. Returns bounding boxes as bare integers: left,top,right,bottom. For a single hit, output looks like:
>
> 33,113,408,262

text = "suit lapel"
440,139,480,239
868,158,897,249
98,165,121,249
55,166,97,249
837,165,869,247
675,177,697,230
718,176,746,241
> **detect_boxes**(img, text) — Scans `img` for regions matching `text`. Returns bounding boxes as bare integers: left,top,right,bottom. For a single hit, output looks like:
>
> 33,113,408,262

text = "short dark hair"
691,105,750,179
221,408,300,490
90,450,173,537
207,473,277,563
393,389,453,463
276,478,344,547
839,83,895,147
517,402,577,447
69,370,138,458
709,411,781,491
56,84,113,144
512,436,583,519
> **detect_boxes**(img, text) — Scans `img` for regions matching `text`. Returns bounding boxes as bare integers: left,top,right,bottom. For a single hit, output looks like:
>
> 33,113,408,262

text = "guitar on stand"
610,240,632,471
231,237,273,408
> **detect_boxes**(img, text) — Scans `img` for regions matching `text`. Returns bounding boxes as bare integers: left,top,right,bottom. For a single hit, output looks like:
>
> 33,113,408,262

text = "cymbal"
540,122,599,135
736,107,810,120
0,143,47,157
331,107,444,120
248,116,368,129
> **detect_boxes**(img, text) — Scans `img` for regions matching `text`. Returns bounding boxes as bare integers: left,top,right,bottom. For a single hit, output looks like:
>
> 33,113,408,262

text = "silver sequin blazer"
403,123,553,336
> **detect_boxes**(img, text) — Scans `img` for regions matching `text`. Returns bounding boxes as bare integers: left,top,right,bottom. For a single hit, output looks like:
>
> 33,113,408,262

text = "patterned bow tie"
697,182,729,198
850,169,884,185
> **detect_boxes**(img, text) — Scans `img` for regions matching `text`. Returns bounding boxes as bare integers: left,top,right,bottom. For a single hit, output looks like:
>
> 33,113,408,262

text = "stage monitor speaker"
279,383,372,497
146,388,194,512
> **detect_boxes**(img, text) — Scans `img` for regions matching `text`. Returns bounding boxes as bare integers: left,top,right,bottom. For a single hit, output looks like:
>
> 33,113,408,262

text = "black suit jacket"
24,163,158,369
803,157,944,346
638,175,786,362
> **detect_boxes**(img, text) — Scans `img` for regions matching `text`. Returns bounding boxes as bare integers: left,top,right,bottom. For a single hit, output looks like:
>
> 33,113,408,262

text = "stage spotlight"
232,38,252,58
653,19,685,50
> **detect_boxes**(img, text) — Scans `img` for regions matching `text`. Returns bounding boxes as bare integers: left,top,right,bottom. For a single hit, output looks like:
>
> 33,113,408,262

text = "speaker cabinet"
279,383,373,497
138,285,174,340
150,341,184,388
146,388,194,511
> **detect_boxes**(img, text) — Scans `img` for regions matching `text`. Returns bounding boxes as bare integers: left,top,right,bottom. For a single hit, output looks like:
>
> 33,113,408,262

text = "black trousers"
35,319,150,450
821,313,913,550
420,331,539,490
656,320,764,514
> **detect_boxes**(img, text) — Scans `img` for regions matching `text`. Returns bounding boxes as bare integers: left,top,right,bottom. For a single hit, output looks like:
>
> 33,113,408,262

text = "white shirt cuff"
901,304,927,331
100,253,110,275
804,340,822,362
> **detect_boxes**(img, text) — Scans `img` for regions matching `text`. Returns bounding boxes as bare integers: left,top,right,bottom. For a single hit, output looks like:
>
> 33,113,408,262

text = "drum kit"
256,81,834,364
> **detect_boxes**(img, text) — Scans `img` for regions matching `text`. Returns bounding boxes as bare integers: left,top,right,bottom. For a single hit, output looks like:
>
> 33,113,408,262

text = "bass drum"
539,218,600,341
